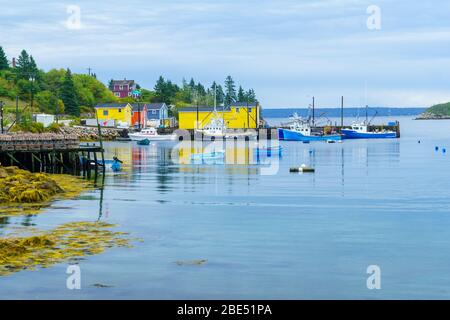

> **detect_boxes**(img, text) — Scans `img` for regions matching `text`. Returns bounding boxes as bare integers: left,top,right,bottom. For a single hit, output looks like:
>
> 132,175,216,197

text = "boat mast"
312,96,315,126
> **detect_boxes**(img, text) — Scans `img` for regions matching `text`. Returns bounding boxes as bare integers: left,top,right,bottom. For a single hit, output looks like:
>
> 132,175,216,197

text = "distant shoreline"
262,107,426,118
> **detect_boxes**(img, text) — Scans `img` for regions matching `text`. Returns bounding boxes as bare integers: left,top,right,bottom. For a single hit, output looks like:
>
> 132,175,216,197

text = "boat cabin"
289,121,311,136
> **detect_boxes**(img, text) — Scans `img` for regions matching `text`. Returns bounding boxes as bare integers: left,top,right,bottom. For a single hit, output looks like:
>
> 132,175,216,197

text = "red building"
131,103,148,128
110,79,137,99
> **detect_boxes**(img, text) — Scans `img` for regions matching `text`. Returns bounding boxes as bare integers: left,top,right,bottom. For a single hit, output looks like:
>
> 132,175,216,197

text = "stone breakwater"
59,126,125,141
416,112,450,120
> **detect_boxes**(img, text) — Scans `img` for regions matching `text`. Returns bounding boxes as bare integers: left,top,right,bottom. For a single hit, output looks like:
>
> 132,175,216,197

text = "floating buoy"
418,140,421,144
435,146,439,151
443,148,447,154
290,164,315,173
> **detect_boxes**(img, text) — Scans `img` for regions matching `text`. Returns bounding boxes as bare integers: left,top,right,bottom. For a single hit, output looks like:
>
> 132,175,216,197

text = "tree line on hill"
129,75,258,108
0,46,258,121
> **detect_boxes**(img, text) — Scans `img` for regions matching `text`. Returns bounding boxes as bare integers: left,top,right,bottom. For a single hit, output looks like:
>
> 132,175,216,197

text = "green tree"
15,50,31,79
0,46,8,70
224,76,236,107
237,86,245,102
245,89,257,103
60,68,79,116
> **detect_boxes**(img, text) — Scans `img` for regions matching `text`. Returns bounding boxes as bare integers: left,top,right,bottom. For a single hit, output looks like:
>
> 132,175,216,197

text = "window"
128,92,132,96
119,85,123,90
152,110,157,114
114,92,120,97
236,108,240,113
248,108,252,113
118,108,122,113
103,110,108,116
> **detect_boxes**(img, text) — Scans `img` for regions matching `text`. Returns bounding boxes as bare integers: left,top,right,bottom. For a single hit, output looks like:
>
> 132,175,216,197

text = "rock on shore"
416,112,450,120
60,126,127,141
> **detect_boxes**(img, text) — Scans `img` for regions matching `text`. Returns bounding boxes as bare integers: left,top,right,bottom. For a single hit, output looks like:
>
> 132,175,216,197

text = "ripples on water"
1,116,450,299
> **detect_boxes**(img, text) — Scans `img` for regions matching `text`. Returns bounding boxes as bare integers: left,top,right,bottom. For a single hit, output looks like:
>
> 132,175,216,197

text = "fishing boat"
195,114,257,140
128,128,177,141
341,123,397,139
341,104,398,139
278,114,342,142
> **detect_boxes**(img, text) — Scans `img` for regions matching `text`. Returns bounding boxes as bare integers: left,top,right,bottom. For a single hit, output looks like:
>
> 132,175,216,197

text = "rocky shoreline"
59,126,128,141
415,112,450,120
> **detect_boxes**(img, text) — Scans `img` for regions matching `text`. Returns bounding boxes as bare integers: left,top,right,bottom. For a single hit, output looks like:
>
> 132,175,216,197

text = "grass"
0,96,30,113
427,102,450,116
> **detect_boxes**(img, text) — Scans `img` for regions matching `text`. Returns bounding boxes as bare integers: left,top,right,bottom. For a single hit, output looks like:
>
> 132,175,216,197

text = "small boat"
341,123,397,139
129,128,177,141
278,114,342,142
111,157,123,172
137,139,150,146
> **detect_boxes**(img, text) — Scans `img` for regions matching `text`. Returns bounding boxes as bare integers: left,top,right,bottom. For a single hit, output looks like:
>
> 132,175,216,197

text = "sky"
1,0,449,108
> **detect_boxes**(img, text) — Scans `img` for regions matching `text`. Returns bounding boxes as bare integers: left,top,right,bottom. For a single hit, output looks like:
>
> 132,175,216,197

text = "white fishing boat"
128,128,177,141
195,113,257,140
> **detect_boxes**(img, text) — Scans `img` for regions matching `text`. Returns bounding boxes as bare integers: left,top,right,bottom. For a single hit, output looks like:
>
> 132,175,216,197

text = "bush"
46,122,61,133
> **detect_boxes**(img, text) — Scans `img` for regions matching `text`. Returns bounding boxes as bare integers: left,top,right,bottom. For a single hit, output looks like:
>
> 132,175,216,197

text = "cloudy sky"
1,0,449,108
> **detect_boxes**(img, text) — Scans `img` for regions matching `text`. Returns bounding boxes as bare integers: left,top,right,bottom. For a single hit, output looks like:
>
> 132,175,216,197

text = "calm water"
1,116,450,299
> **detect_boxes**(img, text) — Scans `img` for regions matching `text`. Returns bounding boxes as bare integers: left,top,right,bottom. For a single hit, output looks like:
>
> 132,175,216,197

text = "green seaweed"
0,166,92,217
0,221,132,276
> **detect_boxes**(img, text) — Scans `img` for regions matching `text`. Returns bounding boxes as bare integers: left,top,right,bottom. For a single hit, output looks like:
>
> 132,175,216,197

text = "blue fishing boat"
341,123,397,139
278,114,342,142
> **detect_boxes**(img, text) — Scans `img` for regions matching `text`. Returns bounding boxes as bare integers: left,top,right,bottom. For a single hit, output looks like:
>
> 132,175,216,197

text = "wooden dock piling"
0,133,104,178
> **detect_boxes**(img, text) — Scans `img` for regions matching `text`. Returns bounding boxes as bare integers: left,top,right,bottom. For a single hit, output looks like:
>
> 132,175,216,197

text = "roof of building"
178,106,230,112
131,103,148,112
147,103,167,110
95,103,131,109
178,103,257,112
231,102,258,107
111,79,135,85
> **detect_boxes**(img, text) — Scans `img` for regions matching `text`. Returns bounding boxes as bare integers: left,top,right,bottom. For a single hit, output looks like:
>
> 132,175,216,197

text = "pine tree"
29,55,38,75
16,50,31,78
224,76,236,107
60,68,79,116
0,46,9,70
154,76,166,101
246,89,257,103
216,85,225,105
189,78,196,90
237,86,245,102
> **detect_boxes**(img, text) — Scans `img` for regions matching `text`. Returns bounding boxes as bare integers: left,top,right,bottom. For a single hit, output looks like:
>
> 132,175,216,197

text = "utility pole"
0,101,5,134
341,96,344,128
15,95,19,124
29,75,35,113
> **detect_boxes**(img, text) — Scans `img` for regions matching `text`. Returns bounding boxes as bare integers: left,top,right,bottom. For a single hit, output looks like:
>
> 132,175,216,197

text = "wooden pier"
0,133,105,178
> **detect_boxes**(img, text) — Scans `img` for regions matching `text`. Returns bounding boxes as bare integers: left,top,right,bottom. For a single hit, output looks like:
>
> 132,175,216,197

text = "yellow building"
178,103,260,129
95,103,133,127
